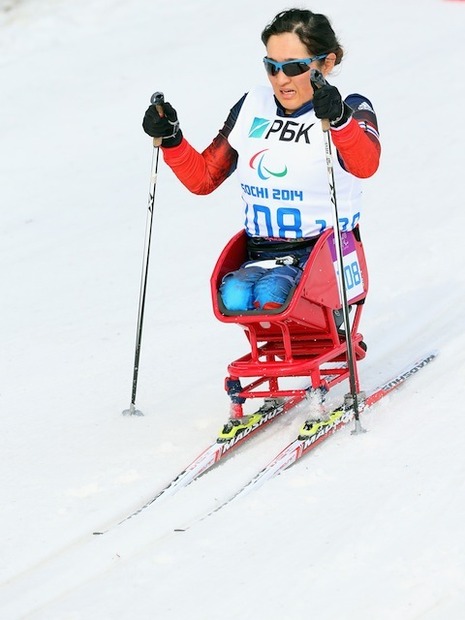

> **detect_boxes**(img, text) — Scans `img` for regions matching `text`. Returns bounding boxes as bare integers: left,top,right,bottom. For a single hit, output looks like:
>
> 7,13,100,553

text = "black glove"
142,101,182,147
312,84,352,128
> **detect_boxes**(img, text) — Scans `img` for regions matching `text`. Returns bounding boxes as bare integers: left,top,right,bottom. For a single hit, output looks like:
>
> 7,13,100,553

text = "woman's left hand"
312,84,344,122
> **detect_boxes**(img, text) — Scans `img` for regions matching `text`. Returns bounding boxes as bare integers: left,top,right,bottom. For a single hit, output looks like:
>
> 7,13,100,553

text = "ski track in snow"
1,0,465,618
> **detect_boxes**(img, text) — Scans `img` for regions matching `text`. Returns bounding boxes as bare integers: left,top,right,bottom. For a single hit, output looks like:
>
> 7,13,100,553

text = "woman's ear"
321,52,336,76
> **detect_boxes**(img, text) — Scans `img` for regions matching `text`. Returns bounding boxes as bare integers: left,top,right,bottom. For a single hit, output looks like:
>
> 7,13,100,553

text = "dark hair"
261,8,343,65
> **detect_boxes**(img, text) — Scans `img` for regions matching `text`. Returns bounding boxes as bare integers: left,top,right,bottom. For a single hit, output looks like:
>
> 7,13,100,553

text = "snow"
1,0,464,617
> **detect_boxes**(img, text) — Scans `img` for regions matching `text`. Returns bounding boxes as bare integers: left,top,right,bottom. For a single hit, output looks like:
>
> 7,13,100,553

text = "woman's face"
265,32,334,113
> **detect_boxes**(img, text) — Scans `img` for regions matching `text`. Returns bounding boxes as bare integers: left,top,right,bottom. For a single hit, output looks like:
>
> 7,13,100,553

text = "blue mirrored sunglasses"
263,55,327,77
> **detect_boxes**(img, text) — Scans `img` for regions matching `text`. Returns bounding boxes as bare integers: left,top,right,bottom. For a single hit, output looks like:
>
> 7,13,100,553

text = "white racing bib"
228,86,362,239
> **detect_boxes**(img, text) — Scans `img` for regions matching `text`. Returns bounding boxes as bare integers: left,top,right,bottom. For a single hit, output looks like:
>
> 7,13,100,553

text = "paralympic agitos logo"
249,149,287,180
248,116,315,143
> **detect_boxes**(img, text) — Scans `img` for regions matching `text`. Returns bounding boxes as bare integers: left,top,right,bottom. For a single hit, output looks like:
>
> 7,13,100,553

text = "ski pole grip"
310,69,330,132
150,91,165,147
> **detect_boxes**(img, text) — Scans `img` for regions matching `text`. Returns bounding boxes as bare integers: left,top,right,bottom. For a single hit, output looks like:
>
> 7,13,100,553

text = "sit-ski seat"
210,228,369,415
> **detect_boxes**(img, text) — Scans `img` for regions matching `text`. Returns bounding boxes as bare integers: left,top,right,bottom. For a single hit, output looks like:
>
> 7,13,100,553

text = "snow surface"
1,0,464,618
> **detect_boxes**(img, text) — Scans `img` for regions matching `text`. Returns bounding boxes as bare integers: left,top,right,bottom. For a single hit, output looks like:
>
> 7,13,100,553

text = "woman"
142,8,380,311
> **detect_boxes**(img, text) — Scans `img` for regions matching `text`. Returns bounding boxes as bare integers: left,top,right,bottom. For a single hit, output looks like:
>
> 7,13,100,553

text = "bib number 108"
334,251,364,301
252,204,303,237
251,204,360,237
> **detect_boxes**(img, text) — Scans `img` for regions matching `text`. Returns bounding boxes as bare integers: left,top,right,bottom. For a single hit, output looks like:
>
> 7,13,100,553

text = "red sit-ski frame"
210,228,369,417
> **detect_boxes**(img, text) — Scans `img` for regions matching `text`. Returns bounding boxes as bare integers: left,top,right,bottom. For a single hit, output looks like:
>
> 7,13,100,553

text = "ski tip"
410,350,439,370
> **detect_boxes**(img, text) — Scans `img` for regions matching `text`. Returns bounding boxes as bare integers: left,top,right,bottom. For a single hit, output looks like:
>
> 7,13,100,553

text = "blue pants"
219,237,317,312
220,262,304,311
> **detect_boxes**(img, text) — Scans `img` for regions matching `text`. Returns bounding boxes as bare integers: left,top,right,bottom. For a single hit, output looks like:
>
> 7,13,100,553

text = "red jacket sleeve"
161,133,238,195
330,96,381,179
331,119,381,178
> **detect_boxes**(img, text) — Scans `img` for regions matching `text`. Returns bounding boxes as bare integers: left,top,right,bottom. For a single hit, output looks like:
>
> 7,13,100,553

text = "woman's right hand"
142,101,182,147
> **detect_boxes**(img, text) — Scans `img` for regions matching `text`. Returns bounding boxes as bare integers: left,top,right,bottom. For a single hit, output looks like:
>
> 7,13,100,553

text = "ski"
93,391,308,534
94,351,436,534
186,350,438,523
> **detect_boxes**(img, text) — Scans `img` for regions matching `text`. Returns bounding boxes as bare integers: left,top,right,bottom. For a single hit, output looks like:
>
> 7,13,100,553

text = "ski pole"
310,70,365,434
123,91,165,416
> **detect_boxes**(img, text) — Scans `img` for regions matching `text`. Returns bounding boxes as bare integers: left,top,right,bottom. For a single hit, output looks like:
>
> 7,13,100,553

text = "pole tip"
351,419,367,435
122,404,144,416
